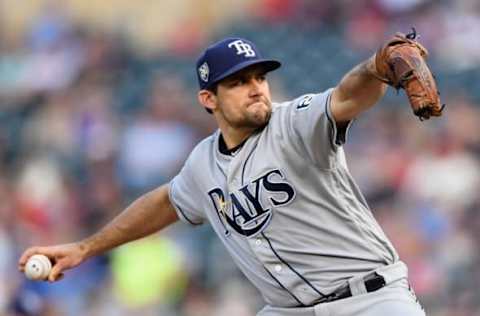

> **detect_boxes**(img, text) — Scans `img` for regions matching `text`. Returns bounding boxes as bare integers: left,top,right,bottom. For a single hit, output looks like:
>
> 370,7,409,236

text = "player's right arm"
18,184,178,282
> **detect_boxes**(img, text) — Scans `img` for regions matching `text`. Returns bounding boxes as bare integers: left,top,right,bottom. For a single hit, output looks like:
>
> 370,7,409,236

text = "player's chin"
248,107,271,128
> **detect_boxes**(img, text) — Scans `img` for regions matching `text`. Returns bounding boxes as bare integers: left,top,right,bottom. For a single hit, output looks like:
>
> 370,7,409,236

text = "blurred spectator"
118,75,198,193
435,1,480,70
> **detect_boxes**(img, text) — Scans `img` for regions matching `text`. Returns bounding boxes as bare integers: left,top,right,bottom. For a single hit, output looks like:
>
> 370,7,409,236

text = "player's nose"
248,79,263,97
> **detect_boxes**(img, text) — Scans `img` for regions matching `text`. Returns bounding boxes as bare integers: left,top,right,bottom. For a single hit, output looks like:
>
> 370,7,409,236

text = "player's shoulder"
271,94,313,112
271,89,332,116
267,94,316,133
187,132,217,162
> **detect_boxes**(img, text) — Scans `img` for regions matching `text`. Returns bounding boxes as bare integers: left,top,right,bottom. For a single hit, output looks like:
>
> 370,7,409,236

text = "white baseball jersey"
169,89,399,308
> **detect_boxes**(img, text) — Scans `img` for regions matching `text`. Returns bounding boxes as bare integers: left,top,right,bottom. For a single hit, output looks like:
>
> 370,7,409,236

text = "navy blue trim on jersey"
219,133,248,155
175,204,203,226
261,232,327,298
241,143,258,186
336,120,351,146
264,267,305,306
324,92,337,149
325,91,352,147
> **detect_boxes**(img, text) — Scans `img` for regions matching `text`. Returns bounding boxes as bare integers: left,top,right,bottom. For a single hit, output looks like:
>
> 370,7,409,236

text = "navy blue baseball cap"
196,37,281,90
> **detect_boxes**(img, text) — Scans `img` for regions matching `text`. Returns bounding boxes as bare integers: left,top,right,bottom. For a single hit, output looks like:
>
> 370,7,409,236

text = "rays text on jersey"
208,169,296,237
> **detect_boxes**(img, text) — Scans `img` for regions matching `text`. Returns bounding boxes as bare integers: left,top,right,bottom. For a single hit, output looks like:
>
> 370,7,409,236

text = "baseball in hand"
25,254,52,281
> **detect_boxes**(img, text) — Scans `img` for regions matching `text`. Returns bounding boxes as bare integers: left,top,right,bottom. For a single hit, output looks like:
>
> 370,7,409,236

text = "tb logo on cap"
228,40,256,57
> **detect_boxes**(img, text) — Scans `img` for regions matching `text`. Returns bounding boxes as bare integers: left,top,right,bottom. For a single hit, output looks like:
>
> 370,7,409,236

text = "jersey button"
255,238,262,246
275,264,282,272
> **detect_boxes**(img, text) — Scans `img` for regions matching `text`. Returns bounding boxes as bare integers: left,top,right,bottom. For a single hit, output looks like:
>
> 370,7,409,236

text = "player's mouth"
246,97,269,108
248,101,265,107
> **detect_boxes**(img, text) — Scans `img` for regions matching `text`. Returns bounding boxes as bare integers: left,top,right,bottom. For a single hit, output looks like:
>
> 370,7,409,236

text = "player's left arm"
330,55,387,125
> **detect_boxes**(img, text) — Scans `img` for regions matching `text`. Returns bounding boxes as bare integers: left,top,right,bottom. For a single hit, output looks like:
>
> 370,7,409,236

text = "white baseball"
25,254,52,281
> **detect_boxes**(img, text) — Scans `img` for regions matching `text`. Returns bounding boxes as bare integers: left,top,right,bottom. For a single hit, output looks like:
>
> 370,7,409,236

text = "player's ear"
198,90,217,113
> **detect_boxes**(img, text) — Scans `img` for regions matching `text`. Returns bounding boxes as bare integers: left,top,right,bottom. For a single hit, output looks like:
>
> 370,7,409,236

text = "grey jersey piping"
175,203,202,226
262,232,327,298
241,142,258,186
264,267,305,306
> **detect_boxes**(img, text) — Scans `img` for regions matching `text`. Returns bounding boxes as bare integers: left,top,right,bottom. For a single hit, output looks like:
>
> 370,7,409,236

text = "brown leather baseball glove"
372,28,445,120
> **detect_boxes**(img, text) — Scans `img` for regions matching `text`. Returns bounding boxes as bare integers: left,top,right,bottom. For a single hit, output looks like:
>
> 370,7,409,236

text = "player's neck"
219,126,256,150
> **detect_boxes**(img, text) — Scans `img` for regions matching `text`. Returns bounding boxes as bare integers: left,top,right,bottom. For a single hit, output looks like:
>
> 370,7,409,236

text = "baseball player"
19,33,443,315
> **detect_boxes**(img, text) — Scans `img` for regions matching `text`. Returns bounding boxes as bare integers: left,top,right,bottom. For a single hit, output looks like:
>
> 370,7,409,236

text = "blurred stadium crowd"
1,0,479,315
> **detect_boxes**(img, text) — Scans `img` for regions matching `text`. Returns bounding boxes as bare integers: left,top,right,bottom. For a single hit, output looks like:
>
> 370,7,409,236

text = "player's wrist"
76,240,94,260
365,55,385,82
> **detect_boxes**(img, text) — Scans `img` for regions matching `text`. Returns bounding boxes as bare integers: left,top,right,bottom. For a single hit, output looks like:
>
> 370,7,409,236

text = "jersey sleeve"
287,88,353,168
168,155,206,226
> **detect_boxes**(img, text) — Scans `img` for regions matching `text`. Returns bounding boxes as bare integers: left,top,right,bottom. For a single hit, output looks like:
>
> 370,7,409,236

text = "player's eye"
225,81,237,88
257,74,266,82
235,79,247,86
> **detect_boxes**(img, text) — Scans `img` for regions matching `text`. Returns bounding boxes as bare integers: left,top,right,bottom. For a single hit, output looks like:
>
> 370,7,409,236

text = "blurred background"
1,0,479,315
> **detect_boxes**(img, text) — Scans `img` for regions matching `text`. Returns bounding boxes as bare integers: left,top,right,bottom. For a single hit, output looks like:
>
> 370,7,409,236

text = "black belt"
310,272,386,305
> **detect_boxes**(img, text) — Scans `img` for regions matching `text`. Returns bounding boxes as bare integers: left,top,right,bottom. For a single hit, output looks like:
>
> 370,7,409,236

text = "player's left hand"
371,28,445,121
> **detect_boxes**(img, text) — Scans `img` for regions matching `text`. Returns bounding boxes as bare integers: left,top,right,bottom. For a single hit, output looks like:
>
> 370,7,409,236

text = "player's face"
214,66,272,129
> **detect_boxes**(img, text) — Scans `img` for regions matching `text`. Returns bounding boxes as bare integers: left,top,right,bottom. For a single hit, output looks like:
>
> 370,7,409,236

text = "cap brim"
209,59,281,88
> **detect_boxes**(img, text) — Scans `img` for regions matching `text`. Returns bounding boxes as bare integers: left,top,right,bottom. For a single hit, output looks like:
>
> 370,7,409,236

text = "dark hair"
204,84,218,114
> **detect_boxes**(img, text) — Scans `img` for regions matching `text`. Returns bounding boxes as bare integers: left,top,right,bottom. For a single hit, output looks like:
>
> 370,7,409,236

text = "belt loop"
375,261,408,285
347,275,367,296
